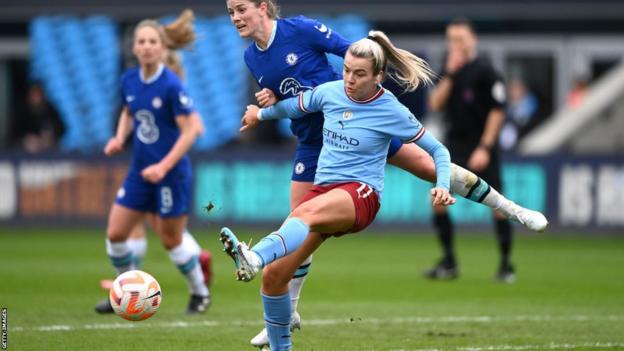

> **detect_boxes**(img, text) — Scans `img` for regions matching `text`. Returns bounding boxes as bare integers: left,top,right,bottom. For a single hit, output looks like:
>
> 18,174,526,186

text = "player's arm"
428,49,466,112
414,130,455,206
428,77,453,112
468,68,506,171
479,107,505,152
241,89,322,132
190,111,205,136
394,106,453,205
141,113,202,184
409,129,451,189
160,113,202,170
104,106,132,156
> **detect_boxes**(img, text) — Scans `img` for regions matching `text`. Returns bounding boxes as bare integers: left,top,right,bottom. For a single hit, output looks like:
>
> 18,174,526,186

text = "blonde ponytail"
135,8,197,51
164,50,185,80
163,9,196,50
134,9,197,79
348,30,435,92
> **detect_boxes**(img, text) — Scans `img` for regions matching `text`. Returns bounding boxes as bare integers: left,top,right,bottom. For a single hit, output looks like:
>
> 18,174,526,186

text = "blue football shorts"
115,170,192,218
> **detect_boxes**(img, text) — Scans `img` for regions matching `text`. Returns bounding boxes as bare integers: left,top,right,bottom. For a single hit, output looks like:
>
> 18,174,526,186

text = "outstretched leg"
388,143,547,231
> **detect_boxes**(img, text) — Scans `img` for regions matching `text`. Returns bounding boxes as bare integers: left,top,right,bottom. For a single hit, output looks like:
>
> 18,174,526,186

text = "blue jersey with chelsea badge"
120,63,194,176
244,16,350,147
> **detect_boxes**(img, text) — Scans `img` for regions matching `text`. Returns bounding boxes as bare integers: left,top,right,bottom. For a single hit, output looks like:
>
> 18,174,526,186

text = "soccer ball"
109,270,162,321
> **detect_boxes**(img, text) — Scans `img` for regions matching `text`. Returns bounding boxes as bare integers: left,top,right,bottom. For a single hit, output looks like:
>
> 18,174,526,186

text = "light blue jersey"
260,80,451,196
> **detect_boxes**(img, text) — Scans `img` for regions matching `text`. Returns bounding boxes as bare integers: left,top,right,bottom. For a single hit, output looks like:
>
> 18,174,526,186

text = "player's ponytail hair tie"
367,35,376,41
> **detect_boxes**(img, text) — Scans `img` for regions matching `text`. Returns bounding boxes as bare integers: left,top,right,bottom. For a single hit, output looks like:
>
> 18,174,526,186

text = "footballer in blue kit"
116,64,194,217
96,14,211,316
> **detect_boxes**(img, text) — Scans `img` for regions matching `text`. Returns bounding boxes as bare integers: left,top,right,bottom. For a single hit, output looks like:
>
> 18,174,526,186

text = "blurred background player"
94,9,211,315
97,30,213,297
427,17,515,283
222,30,452,351
227,0,547,346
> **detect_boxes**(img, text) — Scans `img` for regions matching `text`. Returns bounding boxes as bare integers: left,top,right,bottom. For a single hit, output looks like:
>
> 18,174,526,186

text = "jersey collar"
140,63,164,84
344,85,385,104
255,20,277,52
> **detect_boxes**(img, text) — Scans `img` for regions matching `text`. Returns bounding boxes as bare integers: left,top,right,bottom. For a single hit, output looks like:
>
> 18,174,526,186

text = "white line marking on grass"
392,342,624,351
13,315,624,333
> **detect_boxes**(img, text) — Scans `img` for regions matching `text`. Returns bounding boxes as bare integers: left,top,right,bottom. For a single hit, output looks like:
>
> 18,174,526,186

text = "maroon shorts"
298,182,380,236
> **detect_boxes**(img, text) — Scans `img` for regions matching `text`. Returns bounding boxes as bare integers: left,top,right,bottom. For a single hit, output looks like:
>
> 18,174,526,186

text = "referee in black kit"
426,18,515,283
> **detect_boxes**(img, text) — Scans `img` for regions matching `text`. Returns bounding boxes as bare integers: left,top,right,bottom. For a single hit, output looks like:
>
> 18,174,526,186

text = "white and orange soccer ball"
109,270,162,321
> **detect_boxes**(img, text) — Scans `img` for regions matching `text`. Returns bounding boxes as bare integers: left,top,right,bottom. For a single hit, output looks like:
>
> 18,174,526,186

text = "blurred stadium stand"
27,13,370,150
30,16,119,151
521,62,624,154
177,15,247,149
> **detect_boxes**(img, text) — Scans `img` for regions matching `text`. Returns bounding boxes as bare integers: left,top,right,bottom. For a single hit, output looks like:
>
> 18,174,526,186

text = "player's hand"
240,104,261,132
141,163,168,184
104,137,123,156
468,147,490,172
431,188,456,206
445,49,466,75
255,88,277,107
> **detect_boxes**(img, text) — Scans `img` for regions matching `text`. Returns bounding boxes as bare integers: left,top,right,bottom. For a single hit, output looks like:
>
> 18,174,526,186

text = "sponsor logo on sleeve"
492,81,506,103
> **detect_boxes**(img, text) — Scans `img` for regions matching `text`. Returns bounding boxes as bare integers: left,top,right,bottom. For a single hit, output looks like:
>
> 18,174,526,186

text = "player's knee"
291,203,319,224
158,233,181,250
262,264,291,291
106,226,128,242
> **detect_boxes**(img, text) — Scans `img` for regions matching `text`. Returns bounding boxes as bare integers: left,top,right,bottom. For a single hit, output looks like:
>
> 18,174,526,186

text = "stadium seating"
30,16,119,151
30,14,369,150
178,15,247,150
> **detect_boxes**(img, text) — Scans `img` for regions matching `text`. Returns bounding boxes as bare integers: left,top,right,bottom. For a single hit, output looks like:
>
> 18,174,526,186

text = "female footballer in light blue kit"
95,13,210,315
220,30,454,351
227,0,547,347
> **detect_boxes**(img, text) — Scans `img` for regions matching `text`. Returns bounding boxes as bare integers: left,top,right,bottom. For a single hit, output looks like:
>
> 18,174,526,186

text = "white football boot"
250,311,302,349
219,227,262,282
507,201,549,232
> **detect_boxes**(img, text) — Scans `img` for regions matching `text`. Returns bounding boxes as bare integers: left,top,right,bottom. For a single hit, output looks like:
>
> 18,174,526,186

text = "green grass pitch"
1,228,623,350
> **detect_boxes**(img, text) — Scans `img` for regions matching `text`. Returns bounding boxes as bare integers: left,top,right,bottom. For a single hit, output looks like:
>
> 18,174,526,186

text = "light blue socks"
251,218,309,267
262,292,292,351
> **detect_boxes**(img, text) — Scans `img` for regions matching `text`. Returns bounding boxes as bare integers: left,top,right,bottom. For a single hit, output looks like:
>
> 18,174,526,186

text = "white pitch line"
392,342,624,351
11,314,624,333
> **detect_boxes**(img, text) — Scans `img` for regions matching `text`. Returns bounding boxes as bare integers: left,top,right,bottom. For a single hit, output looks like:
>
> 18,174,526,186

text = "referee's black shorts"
448,144,503,191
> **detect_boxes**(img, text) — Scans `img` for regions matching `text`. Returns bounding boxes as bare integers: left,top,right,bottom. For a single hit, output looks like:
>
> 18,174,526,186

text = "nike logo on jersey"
258,76,264,84
314,23,332,38
126,95,136,103
314,24,328,33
